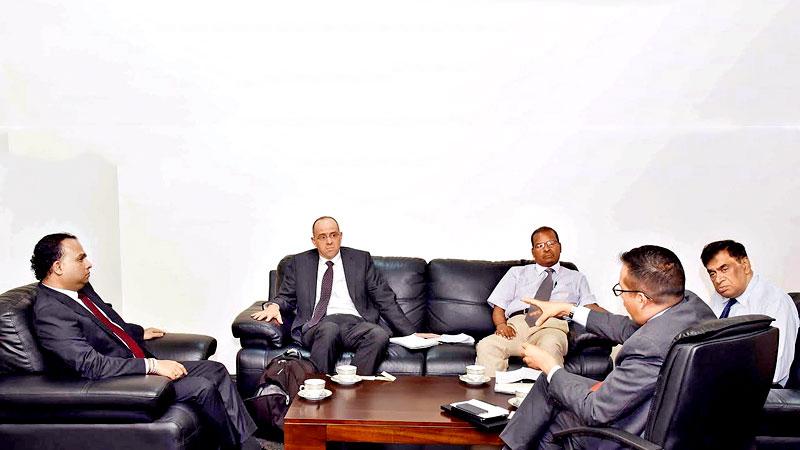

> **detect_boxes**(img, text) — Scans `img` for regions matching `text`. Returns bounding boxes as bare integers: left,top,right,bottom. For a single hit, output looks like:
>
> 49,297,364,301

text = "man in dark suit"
251,216,422,375
500,245,716,450
31,233,259,450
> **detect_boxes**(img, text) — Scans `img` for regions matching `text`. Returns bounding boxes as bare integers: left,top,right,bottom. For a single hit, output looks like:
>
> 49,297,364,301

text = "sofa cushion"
373,257,428,333
424,344,476,376
0,283,46,374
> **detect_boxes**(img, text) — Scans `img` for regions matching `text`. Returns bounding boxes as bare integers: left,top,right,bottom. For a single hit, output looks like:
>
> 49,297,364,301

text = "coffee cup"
515,385,531,402
465,364,486,381
299,378,326,397
336,364,358,380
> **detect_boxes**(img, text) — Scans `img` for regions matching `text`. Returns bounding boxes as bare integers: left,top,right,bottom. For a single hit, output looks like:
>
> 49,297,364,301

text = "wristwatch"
567,306,575,319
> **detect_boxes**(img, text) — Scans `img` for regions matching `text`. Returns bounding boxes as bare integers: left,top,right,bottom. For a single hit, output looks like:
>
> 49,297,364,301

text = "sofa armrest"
231,302,286,348
144,333,217,361
0,374,176,423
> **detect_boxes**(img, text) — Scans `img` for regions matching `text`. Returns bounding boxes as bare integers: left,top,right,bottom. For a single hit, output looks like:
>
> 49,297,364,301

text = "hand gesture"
521,343,558,374
143,327,166,340
521,299,572,326
495,323,516,339
250,303,283,324
153,359,188,381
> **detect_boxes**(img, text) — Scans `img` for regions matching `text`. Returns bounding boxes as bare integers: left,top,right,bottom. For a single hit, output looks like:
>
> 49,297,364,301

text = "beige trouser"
475,313,569,377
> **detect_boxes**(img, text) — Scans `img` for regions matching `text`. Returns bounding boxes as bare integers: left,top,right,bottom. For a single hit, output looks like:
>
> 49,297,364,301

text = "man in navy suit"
251,216,423,375
31,233,259,450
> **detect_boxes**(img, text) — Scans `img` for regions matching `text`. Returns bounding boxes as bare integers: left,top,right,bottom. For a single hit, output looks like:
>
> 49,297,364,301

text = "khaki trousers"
475,314,569,377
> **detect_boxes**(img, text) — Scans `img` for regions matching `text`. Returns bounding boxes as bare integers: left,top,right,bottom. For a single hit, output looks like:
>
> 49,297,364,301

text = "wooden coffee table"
284,375,508,450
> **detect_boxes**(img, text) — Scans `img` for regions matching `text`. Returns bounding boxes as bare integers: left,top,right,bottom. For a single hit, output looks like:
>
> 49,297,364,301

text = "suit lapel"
303,251,319,314
41,285,122,346
340,248,356,304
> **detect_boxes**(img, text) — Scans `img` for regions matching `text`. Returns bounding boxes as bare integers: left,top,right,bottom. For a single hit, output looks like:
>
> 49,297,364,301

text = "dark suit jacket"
548,291,716,439
272,247,416,342
33,282,150,380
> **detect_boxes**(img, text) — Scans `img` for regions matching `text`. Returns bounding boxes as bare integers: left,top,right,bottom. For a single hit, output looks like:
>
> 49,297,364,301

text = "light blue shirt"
486,262,596,317
709,274,799,386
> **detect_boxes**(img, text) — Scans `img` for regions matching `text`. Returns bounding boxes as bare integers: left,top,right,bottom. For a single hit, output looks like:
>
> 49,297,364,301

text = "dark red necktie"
79,293,146,358
303,261,334,332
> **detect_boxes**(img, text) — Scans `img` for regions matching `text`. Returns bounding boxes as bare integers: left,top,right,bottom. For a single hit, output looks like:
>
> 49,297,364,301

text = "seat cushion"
424,344,476,376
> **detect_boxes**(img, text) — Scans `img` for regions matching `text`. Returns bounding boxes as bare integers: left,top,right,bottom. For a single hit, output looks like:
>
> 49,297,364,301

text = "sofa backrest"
0,283,46,374
269,254,578,337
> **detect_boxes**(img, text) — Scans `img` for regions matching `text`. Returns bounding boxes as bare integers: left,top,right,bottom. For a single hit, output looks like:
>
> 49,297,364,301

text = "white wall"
1,0,799,371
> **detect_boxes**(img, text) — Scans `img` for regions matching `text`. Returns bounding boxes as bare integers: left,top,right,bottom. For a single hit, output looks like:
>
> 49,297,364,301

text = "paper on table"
437,333,476,345
494,367,542,385
389,334,439,349
494,382,534,394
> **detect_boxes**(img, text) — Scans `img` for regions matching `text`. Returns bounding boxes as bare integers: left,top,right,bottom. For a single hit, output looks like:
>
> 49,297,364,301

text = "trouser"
500,376,588,450
476,315,569,377
301,314,390,375
172,360,257,449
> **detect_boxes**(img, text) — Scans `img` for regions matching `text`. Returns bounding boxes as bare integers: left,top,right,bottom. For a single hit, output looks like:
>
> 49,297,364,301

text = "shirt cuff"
571,305,590,326
547,365,562,383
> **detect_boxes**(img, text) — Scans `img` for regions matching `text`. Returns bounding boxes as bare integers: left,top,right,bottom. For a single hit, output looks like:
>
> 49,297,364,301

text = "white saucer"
297,388,332,401
459,374,491,385
508,397,523,408
331,374,361,385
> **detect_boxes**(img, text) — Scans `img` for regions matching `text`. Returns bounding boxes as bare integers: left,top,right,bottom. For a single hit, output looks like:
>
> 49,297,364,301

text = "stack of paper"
437,333,476,345
389,335,439,349
495,367,542,384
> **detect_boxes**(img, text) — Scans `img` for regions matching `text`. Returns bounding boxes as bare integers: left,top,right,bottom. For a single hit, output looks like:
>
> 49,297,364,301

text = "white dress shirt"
315,252,362,318
709,274,799,386
487,262,596,317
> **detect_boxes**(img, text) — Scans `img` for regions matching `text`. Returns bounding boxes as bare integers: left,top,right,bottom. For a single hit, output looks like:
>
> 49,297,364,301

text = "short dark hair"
620,245,685,303
312,216,339,235
531,226,560,246
31,233,76,280
701,240,748,266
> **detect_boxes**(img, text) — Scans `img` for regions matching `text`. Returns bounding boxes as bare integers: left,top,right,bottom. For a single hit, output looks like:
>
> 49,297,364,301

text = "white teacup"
336,364,358,380
465,364,486,381
299,378,326,397
515,386,531,402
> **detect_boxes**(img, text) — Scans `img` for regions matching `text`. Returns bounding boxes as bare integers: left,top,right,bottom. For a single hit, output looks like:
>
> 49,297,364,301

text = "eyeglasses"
612,283,652,300
315,232,341,241
533,240,560,250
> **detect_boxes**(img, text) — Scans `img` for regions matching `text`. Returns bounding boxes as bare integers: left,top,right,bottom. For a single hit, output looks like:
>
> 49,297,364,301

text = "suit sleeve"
365,253,416,336
549,334,662,426
272,255,299,313
585,310,639,344
34,300,146,380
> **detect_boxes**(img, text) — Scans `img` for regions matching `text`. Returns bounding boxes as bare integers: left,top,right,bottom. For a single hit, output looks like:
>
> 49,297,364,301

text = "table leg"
284,423,326,450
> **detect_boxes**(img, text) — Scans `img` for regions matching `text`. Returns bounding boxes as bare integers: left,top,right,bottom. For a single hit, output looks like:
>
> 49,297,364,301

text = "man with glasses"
475,226,600,377
702,240,798,386
250,216,421,375
500,245,714,450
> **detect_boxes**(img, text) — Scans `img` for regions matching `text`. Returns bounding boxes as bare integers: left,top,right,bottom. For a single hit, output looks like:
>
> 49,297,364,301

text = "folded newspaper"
389,333,475,349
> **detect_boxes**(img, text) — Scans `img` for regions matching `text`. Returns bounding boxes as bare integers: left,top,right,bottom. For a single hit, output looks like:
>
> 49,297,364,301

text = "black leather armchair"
757,292,800,450
232,256,615,398
555,315,778,450
0,283,218,450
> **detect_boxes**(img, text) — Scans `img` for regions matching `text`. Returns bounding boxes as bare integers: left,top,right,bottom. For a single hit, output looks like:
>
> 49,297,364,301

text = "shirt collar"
731,273,759,307
319,251,343,267
42,283,80,301
534,262,561,276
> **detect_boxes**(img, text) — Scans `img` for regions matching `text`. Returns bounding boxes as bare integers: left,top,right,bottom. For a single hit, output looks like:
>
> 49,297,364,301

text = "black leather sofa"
757,292,800,450
0,283,219,450
232,256,614,398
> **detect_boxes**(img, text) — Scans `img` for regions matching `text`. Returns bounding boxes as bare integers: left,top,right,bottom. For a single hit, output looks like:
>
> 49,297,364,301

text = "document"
494,367,542,384
390,333,476,349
